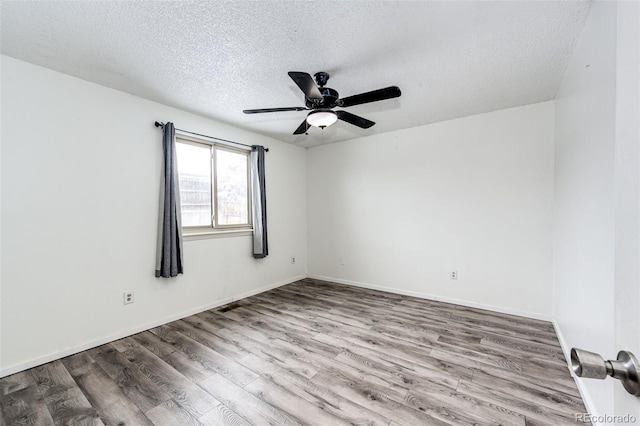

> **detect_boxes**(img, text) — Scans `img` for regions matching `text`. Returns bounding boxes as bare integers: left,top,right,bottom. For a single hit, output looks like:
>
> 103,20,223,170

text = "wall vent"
219,303,242,313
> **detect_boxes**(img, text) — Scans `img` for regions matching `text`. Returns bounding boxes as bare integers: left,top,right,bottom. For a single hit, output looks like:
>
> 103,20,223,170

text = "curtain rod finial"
155,121,164,128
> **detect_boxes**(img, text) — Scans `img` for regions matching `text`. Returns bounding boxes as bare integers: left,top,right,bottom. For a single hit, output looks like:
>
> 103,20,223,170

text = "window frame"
175,133,253,239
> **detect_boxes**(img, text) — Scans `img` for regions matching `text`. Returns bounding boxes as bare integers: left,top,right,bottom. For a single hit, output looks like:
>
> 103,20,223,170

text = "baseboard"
552,320,602,425
306,274,552,322
0,275,305,378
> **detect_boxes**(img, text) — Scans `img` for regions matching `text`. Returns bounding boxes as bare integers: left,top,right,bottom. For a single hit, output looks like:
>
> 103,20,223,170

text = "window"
175,135,251,235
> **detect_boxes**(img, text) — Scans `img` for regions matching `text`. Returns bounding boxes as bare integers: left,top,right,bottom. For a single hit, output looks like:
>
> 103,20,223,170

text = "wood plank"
221,306,344,363
408,382,527,425
0,384,55,426
480,335,566,361
242,296,342,335
133,331,214,383
199,374,301,426
180,314,226,334
149,325,259,387
0,371,35,396
244,377,351,426
234,325,412,400
38,388,104,426
457,380,581,425
110,336,139,352
467,355,578,397
222,306,322,344
403,389,514,426
119,340,220,418
471,370,586,413
395,293,553,329
311,370,450,426
313,332,470,383
88,343,171,413
521,362,579,396
60,352,95,374
30,360,103,426
236,300,325,333
312,330,439,371
198,403,251,426
253,297,523,377
395,301,549,336
436,334,567,370
65,361,153,425
145,399,204,426
170,320,249,360
212,326,321,380
334,349,460,391
132,331,179,358
196,310,246,331
238,353,394,426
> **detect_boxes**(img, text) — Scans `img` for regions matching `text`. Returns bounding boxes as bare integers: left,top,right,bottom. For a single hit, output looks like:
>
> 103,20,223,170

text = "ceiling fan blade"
339,86,401,108
336,110,375,129
288,72,323,101
293,118,311,135
243,107,307,114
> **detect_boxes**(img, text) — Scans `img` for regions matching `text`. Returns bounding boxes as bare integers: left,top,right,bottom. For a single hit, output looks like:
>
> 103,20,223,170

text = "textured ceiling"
1,1,591,148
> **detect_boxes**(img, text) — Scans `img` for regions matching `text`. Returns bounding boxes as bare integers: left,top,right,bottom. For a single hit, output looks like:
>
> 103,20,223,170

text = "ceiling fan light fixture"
306,110,338,128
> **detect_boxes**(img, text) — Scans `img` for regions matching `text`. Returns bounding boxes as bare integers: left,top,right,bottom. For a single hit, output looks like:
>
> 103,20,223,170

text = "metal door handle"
571,348,640,396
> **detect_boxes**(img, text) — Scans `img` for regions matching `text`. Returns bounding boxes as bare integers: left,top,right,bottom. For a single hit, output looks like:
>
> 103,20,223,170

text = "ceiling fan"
243,71,401,135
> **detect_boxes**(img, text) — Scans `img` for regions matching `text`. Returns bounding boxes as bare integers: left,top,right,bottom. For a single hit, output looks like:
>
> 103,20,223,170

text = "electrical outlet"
291,256,296,264
450,270,458,280
123,290,135,305
339,258,345,266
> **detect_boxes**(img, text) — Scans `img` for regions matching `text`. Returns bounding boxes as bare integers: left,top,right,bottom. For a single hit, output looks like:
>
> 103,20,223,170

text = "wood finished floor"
0,279,588,426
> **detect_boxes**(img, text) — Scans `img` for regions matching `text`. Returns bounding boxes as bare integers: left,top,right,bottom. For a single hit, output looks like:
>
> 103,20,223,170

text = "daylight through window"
175,136,251,232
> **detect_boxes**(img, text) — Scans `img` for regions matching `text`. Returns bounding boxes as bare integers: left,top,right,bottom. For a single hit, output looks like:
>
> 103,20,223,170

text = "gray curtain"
155,122,184,277
251,146,268,258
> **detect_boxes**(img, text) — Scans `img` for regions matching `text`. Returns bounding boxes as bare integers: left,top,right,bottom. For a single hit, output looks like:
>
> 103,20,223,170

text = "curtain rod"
154,121,269,152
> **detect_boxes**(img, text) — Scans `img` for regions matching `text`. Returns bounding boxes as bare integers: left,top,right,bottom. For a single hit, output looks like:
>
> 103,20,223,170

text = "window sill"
183,229,253,241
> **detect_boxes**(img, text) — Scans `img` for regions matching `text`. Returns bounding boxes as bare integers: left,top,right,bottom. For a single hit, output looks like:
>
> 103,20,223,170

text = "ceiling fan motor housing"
305,87,340,109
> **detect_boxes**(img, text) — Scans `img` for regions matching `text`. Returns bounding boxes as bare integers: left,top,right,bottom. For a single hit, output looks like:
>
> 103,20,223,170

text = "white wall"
0,56,307,376
307,101,555,319
554,1,640,422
